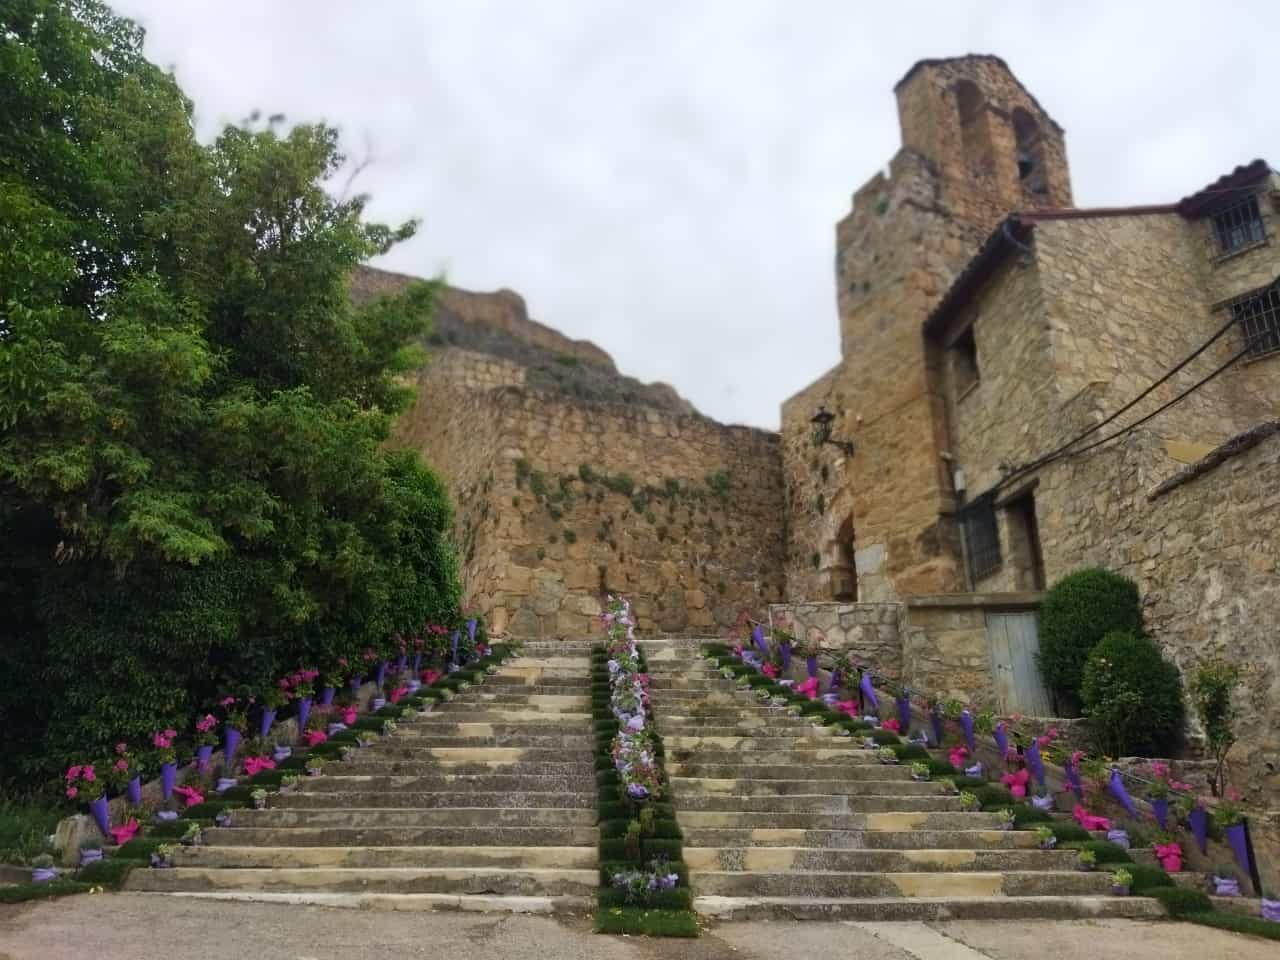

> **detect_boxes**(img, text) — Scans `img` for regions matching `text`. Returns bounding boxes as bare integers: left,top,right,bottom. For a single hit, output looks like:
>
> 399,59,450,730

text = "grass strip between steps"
590,644,698,938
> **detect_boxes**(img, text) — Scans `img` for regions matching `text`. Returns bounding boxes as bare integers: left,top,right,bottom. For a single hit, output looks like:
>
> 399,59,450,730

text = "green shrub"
76,857,141,886
1038,568,1143,706
1124,863,1173,893
1050,822,1091,843
973,785,1014,809
0,800,61,863
1009,804,1051,827
0,878,91,904
594,907,699,937
1185,911,1280,941
1080,631,1184,756
1075,840,1132,864
927,759,958,777
870,729,901,745
890,744,930,762
1149,886,1211,917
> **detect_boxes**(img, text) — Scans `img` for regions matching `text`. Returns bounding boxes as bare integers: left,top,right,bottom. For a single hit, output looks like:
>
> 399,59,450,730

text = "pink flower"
220,696,236,706
761,662,779,679
836,700,859,718
115,742,128,755
114,759,128,772
173,784,204,807
65,786,78,799
304,730,328,747
196,714,218,733
422,668,442,686
1072,804,1111,832
164,729,176,738
340,707,357,725
243,756,277,776
110,819,140,845
338,657,349,667
881,718,901,733
948,747,969,769
82,766,96,782
389,686,409,704
1149,761,1170,779
66,765,82,780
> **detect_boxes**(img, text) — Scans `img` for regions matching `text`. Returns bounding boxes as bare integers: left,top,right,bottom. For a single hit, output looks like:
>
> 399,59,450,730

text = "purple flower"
626,783,650,800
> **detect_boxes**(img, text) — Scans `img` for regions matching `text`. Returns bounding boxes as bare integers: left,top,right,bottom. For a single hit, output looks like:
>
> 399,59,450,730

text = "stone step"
382,746,593,763
292,774,595,793
278,791,594,809
399,720,591,735
666,762,914,780
665,736,863,753
681,828,1039,850
336,760,596,776
385,733,594,748
204,825,599,848
448,694,591,708
662,751,884,769
676,811,1003,831
414,710,592,723
484,677,591,690
176,845,597,870
125,866,598,897
657,717,842,733
675,793,961,814
670,777,943,797
138,890,593,914
691,870,1123,899
503,657,593,669
682,847,1081,873
230,807,596,829
692,894,1164,922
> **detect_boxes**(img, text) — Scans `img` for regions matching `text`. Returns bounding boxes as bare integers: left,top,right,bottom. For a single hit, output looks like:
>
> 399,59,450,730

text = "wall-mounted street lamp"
810,405,855,457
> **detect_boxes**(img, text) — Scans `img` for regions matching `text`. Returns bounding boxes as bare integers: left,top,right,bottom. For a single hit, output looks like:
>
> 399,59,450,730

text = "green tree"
1037,567,1143,712
0,0,458,786
1080,631,1184,757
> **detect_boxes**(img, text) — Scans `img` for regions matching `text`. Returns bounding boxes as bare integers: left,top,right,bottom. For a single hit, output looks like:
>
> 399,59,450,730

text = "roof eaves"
1177,159,1271,217
924,215,1033,337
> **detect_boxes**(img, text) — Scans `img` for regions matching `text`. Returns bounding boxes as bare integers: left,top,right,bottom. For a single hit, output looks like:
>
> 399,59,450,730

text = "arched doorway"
822,514,858,602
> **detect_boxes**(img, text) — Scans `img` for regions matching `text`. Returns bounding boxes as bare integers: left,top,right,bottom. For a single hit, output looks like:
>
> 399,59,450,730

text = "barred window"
1211,193,1266,256
1231,283,1280,360
960,495,1001,582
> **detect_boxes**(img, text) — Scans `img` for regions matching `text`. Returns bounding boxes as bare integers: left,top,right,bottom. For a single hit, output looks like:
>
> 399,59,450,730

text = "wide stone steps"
640,640,1164,923
126,651,598,914
203,825,598,847
175,844,597,870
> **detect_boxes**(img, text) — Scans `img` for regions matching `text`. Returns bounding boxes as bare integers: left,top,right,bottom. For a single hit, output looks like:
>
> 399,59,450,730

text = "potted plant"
1212,865,1241,897
179,822,202,846
64,762,109,838
150,842,175,868
1030,787,1055,813
112,742,143,807
1111,868,1133,896
193,714,219,772
909,761,931,782
220,696,249,772
938,778,960,796
1076,849,1098,872
1213,791,1250,876
250,787,269,810
1153,833,1183,873
305,757,324,777
1262,889,1279,923
78,837,104,867
30,854,57,885
1105,827,1130,849
356,730,381,749
997,808,1017,831
280,773,301,793
877,747,898,765
795,635,823,679
290,668,319,731
1145,761,1173,829
1034,825,1057,850
214,810,233,828
382,719,398,735
958,791,980,812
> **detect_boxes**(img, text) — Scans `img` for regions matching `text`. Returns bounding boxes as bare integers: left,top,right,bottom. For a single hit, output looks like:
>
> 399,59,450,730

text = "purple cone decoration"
779,642,792,671
31,867,57,885
1150,797,1170,829
89,795,110,838
196,745,213,772
806,656,818,679
467,618,477,646
160,762,177,801
223,728,242,772
1025,738,1045,787
321,686,335,706
993,721,1008,758
451,631,460,664
896,697,911,732
413,652,422,674
396,655,406,671
127,776,142,807
272,744,292,762
1065,759,1084,801
1108,768,1138,817
259,708,277,738
964,762,983,778
1224,822,1251,876
1107,828,1131,849
375,661,388,688
829,670,843,694
859,672,879,710
752,624,768,656
297,697,313,733
1214,876,1241,897
929,705,944,746
960,710,976,752
1187,806,1209,854
1261,899,1280,923
349,676,362,695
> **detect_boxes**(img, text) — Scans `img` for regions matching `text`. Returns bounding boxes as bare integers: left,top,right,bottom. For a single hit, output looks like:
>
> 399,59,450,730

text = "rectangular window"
1211,193,1266,256
960,494,1001,582
1230,283,1280,360
951,326,980,397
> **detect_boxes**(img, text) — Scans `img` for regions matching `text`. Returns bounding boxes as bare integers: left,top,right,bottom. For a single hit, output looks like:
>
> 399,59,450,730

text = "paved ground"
0,895,1276,960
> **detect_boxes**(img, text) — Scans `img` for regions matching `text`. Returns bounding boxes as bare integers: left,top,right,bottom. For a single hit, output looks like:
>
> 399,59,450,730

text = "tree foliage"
1037,567,1143,709
0,0,460,786
1187,658,1240,796
1080,631,1184,757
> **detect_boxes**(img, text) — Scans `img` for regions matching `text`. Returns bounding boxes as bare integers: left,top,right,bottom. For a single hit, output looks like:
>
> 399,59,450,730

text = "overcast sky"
115,1,1277,429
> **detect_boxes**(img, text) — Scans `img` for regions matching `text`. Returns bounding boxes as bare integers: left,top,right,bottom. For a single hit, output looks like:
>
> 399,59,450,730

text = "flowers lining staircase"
126,643,600,912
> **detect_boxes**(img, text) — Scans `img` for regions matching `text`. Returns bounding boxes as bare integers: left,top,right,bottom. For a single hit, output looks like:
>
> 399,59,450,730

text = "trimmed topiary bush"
1038,568,1143,709
1149,886,1211,917
1080,630,1184,756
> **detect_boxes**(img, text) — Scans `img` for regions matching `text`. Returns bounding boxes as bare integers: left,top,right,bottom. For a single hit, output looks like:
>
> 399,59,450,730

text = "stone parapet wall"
767,601,903,679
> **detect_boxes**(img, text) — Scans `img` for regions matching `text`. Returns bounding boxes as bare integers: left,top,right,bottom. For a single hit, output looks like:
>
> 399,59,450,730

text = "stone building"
778,54,1278,792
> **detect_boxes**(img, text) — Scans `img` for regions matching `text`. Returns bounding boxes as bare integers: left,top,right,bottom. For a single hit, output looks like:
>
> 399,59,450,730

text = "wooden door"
987,611,1052,716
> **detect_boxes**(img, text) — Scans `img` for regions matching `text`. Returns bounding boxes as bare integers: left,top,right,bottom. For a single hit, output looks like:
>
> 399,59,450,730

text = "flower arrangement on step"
1111,868,1133,896
909,761,931,782
609,858,681,905
1034,825,1057,850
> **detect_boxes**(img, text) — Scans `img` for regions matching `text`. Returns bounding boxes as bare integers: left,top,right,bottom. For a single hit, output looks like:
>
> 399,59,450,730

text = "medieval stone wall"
767,601,903,679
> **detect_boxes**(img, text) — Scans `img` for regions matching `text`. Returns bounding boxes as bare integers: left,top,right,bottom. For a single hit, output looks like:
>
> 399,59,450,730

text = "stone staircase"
643,639,1166,922
126,644,598,913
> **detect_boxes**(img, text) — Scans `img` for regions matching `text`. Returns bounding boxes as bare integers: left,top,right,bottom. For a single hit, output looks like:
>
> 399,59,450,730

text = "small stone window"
1229,281,1280,360
1211,193,1266,256
1012,108,1048,195
959,494,1001,582
951,326,980,396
